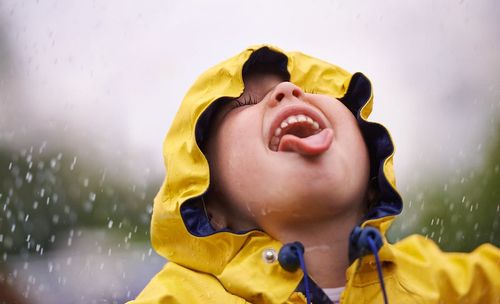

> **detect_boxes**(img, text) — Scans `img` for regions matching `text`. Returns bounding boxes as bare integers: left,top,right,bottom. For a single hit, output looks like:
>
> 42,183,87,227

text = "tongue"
278,128,333,156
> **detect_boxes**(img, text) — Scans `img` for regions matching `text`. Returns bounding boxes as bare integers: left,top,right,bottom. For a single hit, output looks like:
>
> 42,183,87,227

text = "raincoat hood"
131,45,500,304
151,45,402,302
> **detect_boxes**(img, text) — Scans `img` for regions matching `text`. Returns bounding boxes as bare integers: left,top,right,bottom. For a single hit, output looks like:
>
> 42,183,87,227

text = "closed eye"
231,95,259,109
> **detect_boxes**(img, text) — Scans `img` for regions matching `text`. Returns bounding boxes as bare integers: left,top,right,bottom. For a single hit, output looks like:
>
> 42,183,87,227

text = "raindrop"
70,156,77,171
50,235,56,243
11,223,16,232
8,162,13,170
25,214,30,222
83,178,89,187
36,244,41,252
108,220,113,229
33,201,39,209
89,192,96,202
0,234,3,243
26,234,31,242
25,172,33,182
83,201,93,212
52,214,59,224
40,188,45,197
48,262,53,273
50,159,57,168
67,237,72,247
39,141,47,154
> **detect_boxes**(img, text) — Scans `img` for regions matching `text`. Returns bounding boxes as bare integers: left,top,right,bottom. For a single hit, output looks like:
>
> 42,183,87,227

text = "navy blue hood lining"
181,48,402,238
339,73,402,221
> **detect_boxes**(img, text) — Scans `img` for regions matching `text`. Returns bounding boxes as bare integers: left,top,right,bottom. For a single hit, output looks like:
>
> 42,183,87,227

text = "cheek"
212,114,265,196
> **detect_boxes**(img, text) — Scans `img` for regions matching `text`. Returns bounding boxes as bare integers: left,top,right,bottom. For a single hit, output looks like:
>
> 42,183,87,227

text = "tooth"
312,122,319,129
287,116,298,124
297,114,307,122
280,121,288,128
274,128,282,136
271,136,280,145
306,117,314,124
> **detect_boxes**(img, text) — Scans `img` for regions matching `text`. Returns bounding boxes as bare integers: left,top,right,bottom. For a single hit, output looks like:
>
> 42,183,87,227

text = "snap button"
262,248,277,263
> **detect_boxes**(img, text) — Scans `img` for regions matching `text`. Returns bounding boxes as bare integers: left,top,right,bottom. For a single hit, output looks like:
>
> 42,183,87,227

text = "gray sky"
1,0,499,188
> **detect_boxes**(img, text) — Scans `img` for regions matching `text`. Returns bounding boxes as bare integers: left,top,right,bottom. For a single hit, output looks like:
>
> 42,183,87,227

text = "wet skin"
205,73,370,236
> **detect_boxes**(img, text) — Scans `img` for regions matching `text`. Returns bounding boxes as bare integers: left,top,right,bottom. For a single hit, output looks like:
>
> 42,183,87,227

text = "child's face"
205,73,370,235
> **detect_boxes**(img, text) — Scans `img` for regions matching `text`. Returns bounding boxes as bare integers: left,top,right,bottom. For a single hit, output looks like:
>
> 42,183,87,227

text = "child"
130,45,500,303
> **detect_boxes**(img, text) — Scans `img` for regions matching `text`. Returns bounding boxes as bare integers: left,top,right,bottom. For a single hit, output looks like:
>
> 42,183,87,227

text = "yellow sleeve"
127,262,247,304
395,235,500,303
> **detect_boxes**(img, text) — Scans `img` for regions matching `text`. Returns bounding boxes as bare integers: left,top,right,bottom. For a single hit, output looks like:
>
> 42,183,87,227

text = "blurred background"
0,1,499,303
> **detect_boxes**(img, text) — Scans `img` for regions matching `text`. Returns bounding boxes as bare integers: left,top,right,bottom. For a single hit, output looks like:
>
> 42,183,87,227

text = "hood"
151,45,402,300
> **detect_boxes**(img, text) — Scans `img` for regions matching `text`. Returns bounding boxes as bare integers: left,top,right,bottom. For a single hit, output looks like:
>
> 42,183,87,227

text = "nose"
268,82,304,107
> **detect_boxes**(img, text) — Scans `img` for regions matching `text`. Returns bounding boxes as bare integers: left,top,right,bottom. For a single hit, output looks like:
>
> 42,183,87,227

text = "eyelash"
232,95,259,108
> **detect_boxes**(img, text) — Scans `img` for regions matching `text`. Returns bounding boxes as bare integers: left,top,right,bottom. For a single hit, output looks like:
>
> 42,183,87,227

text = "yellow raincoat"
130,45,500,303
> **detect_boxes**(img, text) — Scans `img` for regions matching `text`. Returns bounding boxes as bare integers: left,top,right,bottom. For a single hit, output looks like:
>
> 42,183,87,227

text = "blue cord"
295,247,311,304
367,237,389,304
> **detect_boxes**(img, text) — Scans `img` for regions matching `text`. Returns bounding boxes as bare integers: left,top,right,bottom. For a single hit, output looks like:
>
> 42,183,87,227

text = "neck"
272,208,361,288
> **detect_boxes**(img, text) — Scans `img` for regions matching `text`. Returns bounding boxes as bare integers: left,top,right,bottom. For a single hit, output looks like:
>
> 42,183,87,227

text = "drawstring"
295,246,312,304
278,242,311,304
367,236,388,304
349,226,389,304
279,226,388,304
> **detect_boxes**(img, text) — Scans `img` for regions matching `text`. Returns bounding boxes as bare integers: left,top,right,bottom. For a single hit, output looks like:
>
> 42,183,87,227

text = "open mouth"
268,107,334,156
269,114,322,151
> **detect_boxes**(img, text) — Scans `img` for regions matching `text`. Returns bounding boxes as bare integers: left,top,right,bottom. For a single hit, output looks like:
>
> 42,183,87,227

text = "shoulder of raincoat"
128,45,500,304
